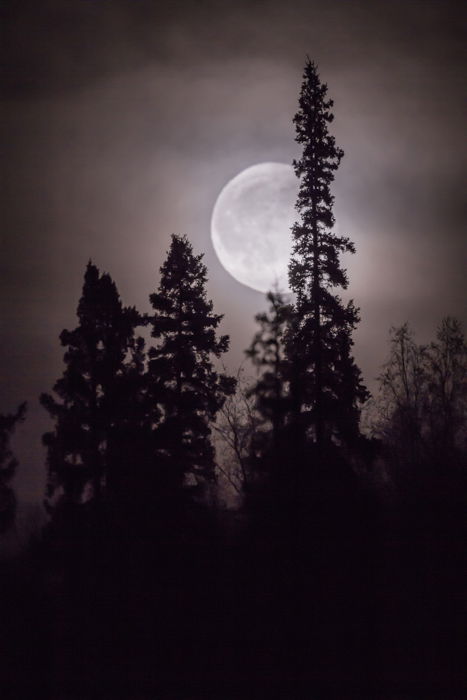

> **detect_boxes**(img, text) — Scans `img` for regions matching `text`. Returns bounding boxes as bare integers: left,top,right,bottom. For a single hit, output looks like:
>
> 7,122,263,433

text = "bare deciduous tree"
372,319,467,478
213,368,262,498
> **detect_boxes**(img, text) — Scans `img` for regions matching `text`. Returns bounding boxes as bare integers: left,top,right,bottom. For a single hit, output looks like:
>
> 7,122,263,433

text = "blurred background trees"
0,402,26,533
371,317,467,491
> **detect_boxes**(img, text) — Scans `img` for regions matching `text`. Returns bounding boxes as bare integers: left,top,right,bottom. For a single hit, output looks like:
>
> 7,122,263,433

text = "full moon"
211,162,297,293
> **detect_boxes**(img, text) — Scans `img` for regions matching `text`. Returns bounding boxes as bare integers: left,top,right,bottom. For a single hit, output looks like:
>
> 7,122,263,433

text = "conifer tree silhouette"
0,402,26,533
147,234,235,492
41,262,141,513
287,59,368,450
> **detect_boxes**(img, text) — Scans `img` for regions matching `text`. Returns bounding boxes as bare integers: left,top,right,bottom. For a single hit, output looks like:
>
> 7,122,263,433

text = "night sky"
3,0,466,503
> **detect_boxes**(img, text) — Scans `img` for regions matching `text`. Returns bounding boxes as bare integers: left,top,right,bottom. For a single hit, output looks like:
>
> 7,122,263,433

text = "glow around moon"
211,162,297,293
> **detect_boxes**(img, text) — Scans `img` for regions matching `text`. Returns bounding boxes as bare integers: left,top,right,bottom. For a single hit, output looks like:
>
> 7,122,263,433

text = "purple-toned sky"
3,0,466,502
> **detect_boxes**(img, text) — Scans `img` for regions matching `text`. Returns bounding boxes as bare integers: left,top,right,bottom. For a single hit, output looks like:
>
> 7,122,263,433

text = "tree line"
2,59,465,535
41,58,370,525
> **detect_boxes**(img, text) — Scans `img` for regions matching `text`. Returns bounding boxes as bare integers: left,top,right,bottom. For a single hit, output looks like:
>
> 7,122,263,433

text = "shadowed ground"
1,469,465,699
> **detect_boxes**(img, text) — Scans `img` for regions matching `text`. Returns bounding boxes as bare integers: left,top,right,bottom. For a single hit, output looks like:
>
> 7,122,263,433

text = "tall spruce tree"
288,59,368,449
147,234,235,491
41,262,142,513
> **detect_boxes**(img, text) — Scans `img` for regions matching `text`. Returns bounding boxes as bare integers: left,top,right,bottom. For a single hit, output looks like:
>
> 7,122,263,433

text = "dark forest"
1,54,466,700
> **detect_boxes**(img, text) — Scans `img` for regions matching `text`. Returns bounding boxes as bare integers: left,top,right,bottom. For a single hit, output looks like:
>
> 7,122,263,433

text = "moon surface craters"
211,162,297,293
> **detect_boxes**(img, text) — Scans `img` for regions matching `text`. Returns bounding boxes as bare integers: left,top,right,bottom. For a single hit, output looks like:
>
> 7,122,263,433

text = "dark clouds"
4,1,465,97
2,0,466,500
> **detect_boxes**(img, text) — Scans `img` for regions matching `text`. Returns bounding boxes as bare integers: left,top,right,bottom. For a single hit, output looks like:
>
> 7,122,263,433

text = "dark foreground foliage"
2,458,465,700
